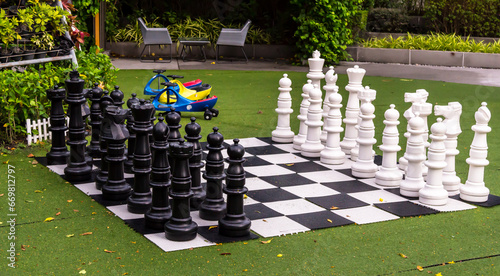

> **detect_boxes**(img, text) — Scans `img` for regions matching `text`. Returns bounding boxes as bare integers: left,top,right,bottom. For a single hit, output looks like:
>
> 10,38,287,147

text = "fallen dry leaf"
327,219,333,223
208,226,218,230
21,245,26,251
261,238,273,244
31,160,38,165
80,232,92,236
79,270,86,274
104,249,116,253
73,209,79,212
399,253,408,258
67,200,73,203
35,190,43,193
44,217,54,222
55,212,61,216
379,198,384,202
220,252,231,255
277,254,283,257
27,153,35,158
0,194,4,197
417,266,424,271
330,206,339,210
66,234,75,238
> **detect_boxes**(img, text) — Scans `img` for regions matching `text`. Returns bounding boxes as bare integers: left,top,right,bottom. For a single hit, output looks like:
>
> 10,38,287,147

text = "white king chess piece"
321,66,338,144
460,102,491,203
293,80,314,150
340,65,365,155
306,50,325,90
272,74,294,143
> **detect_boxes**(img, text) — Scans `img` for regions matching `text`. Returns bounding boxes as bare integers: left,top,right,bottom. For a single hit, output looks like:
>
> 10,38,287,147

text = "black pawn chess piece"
46,85,69,165
184,117,206,210
124,93,140,174
199,127,227,220
128,99,154,214
219,139,251,237
86,83,104,158
166,107,182,143
102,106,132,200
63,70,92,182
110,85,125,109
145,117,173,229
95,91,114,190
165,139,198,241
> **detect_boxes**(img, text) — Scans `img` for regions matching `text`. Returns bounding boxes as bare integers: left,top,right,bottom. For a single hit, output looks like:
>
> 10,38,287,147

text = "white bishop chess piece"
320,92,345,165
293,80,314,150
301,84,324,157
272,74,294,143
340,65,365,155
321,66,338,144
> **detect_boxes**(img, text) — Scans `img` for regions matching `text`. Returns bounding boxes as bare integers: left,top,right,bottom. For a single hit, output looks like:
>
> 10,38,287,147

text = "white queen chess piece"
321,66,338,144
293,80,314,150
272,74,294,143
340,65,365,154
320,92,345,164
301,84,325,157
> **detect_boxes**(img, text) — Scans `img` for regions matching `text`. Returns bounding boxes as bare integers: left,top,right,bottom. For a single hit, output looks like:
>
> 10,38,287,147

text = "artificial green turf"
0,69,499,274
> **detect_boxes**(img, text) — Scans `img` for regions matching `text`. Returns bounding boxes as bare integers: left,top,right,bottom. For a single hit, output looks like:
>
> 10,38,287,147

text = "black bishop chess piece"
101,106,131,201
46,85,69,165
128,99,154,214
95,91,114,190
219,139,251,237
164,139,198,241
145,117,173,229
63,70,92,182
199,127,227,220
124,93,140,174
184,117,206,210
86,83,104,158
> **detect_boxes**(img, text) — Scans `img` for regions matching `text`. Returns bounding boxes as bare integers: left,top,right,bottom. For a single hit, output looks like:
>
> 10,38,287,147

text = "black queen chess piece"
86,83,104,158
124,93,140,173
184,117,206,209
63,70,92,182
46,85,69,165
95,91,114,190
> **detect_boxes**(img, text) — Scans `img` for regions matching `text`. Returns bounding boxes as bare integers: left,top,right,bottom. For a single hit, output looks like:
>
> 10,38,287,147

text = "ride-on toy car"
144,69,202,95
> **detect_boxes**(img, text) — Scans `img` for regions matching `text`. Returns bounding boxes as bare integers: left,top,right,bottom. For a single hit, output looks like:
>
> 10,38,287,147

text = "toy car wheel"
211,109,219,117
204,111,212,120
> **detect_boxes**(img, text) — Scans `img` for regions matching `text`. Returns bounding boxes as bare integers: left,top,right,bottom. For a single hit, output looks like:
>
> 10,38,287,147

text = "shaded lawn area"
0,69,499,275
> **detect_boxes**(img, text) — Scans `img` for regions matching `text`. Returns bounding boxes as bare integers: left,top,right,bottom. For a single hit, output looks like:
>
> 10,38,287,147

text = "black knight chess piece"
46,85,69,165
184,117,206,209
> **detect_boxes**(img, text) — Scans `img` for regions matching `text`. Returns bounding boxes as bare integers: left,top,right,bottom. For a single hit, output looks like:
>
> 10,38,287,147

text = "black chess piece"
110,85,125,109
145,117,172,229
199,127,227,220
46,85,69,165
165,139,198,241
184,117,206,210
128,99,154,214
95,91,114,190
165,107,182,143
219,139,251,237
63,70,92,182
86,83,104,158
124,93,140,174
102,106,132,201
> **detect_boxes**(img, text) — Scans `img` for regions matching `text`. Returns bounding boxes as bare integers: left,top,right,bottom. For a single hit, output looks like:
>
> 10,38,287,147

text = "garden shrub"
366,8,409,33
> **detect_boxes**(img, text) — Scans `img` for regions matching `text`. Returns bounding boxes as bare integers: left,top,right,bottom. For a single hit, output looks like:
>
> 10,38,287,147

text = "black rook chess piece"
199,127,227,220
102,106,131,200
145,117,173,229
184,117,206,209
63,70,92,181
219,139,251,237
128,99,154,214
95,91,114,190
124,93,140,173
86,83,104,158
165,139,198,241
46,85,69,165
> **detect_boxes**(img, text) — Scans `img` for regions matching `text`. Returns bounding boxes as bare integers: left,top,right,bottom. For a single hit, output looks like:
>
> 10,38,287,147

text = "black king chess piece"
199,127,227,220
101,106,131,201
128,99,154,213
184,117,206,209
46,85,69,165
95,91,114,190
86,83,104,158
165,139,198,241
219,139,251,237
124,93,140,173
145,117,173,229
63,70,92,181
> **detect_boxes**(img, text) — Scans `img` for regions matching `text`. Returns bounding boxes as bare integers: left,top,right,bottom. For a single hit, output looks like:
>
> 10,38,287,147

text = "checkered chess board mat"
37,137,500,252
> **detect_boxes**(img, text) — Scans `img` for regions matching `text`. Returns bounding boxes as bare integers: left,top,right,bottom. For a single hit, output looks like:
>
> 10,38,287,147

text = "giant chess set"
37,52,500,252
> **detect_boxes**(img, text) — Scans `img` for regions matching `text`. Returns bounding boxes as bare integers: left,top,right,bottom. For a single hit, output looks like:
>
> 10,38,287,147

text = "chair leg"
241,46,248,63
168,44,172,63
216,45,219,63
139,45,147,62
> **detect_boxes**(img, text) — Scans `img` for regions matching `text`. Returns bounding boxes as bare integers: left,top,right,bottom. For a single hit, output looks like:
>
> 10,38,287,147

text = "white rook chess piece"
375,104,403,187
293,80,314,150
307,50,325,92
460,102,491,203
399,89,429,171
272,73,294,143
301,84,324,157
434,102,462,196
419,118,449,206
340,65,365,155
351,86,377,161
400,112,426,197
351,87,377,178
321,66,338,144
320,92,345,164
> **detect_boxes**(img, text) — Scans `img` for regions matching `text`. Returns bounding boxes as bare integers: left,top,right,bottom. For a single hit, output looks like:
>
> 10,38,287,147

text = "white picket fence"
26,117,70,145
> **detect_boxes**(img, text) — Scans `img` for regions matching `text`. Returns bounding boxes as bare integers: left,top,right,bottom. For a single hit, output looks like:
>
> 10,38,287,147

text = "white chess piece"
375,104,403,187
419,118,449,206
350,85,376,161
434,102,462,196
340,65,365,154
321,66,338,144
301,84,325,157
412,102,433,178
400,112,426,197
351,87,377,178
306,50,325,91
293,80,314,150
272,73,294,143
460,102,491,203
320,92,345,164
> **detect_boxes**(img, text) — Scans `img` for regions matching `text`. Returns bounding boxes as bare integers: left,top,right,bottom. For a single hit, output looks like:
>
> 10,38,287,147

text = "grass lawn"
1,69,499,275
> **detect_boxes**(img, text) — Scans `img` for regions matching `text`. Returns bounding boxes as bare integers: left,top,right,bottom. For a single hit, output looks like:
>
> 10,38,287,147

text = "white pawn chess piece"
272,73,294,143
320,92,345,164
340,65,365,154
419,118,449,206
351,87,377,178
375,104,403,187
400,112,427,197
460,102,491,203
399,89,429,171
321,66,338,144
306,50,325,91
301,84,325,157
434,102,462,196
293,80,314,150
351,86,377,161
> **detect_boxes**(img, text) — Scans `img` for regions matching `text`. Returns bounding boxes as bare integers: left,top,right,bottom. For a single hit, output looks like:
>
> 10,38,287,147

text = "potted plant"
16,8,34,34
31,33,55,58
0,9,21,62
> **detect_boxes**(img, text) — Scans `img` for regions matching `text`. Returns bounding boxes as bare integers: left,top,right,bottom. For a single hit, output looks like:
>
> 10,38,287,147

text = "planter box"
410,49,463,67
358,47,409,64
464,52,500,69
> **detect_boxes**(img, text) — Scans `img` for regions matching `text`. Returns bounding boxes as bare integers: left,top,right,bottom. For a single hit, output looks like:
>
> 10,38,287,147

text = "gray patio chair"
138,18,172,62
216,19,251,63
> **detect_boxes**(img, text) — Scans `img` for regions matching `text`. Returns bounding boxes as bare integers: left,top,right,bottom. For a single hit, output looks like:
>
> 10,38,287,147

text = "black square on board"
197,226,259,243
244,203,284,220
374,201,439,217
244,156,273,167
90,194,130,207
385,188,419,200
247,188,300,203
123,218,164,235
256,137,273,144
259,173,316,187
245,146,288,156
278,161,330,173
288,210,354,230
321,180,380,193
451,194,500,207
306,194,370,209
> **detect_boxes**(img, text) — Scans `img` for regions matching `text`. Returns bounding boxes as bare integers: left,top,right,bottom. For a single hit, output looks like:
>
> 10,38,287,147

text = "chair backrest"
137,17,172,45
241,19,251,38
216,19,252,47
138,18,147,36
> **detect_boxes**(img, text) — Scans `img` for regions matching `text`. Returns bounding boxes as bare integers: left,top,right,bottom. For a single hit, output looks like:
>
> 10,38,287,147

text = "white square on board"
107,204,145,220
258,153,309,164
264,198,325,216
245,177,277,191
412,198,476,212
273,143,300,153
250,216,310,238
74,183,101,195
282,183,340,198
299,170,355,183
348,190,408,204
332,206,400,225
144,233,215,252
245,165,294,177
233,137,270,148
